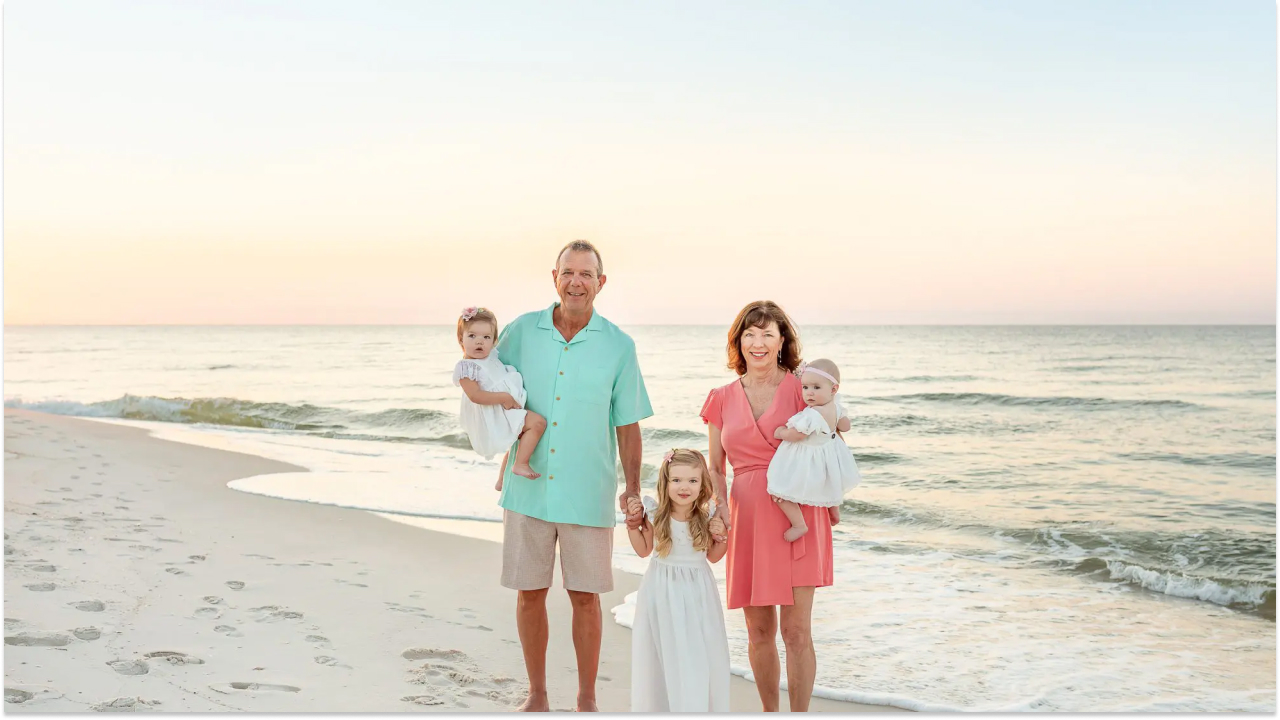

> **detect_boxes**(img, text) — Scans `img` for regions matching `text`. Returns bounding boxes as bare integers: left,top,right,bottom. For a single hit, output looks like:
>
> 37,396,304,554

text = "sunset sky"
4,0,1275,325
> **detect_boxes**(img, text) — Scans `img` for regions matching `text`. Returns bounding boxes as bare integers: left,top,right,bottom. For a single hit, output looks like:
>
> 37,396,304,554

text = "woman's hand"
710,503,730,542
709,516,727,542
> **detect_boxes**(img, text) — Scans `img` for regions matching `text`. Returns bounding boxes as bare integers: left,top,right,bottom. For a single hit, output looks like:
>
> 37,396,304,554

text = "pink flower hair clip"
460,306,479,322
663,450,675,464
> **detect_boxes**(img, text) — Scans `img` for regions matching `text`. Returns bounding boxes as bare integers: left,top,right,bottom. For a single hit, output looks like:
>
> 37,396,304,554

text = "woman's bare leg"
742,605,781,711
780,586,817,712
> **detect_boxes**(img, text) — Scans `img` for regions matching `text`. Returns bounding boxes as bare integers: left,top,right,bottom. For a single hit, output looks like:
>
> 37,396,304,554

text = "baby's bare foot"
513,463,541,480
783,525,808,542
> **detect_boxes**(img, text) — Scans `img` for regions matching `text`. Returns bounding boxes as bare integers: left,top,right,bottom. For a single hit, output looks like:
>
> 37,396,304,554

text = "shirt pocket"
571,363,614,406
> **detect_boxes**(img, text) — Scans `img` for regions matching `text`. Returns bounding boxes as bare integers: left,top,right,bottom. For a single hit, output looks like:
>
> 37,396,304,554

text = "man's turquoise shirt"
495,303,653,528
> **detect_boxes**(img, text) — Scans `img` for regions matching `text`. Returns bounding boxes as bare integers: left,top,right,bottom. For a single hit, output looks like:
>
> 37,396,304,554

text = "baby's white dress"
451,349,527,459
766,398,861,507
630,496,730,713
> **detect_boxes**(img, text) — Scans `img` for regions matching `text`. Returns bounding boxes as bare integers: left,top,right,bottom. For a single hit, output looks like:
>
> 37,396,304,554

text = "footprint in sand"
90,697,160,712
165,568,187,576
73,627,102,641
250,606,303,622
5,689,34,704
401,694,446,706
144,651,204,666
69,600,105,612
202,596,223,605
213,625,242,637
313,655,345,667
28,564,55,573
305,635,331,647
24,583,55,592
5,633,72,647
403,649,523,708
106,659,149,676
188,555,206,562
225,581,245,591
194,607,222,619
209,682,301,695
402,648,467,662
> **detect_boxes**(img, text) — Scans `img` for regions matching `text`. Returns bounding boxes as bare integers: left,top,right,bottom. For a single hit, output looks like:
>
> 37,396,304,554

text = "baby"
451,307,547,490
767,358,862,541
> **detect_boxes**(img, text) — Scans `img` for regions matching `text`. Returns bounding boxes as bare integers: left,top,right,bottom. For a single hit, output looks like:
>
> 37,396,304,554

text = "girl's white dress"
631,496,730,713
766,398,861,507
451,349,527,459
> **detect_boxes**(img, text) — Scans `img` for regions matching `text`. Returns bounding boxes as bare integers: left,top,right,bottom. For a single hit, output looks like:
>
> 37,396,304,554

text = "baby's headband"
799,362,839,386
460,306,482,321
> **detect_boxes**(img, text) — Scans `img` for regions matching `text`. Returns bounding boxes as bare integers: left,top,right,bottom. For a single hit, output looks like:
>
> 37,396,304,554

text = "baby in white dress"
767,358,862,541
451,307,546,490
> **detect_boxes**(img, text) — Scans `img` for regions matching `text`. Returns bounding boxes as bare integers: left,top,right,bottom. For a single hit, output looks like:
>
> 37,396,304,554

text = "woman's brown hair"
725,300,802,375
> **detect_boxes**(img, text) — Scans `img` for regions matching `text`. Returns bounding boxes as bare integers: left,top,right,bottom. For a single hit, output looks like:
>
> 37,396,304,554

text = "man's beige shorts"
501,510,614,594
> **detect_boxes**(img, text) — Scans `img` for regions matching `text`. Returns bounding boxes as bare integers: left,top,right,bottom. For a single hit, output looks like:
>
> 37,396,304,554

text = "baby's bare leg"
774,497,808,542
512,411,546,480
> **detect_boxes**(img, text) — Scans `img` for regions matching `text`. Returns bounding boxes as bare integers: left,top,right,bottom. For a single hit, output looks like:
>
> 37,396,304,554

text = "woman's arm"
707,423,731,534
458,378,518,408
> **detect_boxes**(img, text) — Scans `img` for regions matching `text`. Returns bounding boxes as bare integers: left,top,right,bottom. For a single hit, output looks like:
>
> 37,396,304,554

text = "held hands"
708,516,727,543
620,490,644,530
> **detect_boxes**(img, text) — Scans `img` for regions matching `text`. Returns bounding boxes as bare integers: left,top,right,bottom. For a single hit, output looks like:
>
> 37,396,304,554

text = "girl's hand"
709,516,727,542
499,394,521,410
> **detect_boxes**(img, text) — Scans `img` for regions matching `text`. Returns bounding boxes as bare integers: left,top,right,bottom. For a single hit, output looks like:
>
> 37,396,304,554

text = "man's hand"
498,394,521,410
620,489,643,530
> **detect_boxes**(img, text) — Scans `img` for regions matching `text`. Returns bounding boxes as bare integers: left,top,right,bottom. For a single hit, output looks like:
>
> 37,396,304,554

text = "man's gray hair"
556,240,603,276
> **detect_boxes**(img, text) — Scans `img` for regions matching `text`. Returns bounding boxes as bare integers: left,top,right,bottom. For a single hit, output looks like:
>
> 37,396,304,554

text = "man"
494,240,652,712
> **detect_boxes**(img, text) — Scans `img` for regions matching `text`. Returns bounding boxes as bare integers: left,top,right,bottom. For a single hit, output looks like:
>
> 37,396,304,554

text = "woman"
701,300,834,712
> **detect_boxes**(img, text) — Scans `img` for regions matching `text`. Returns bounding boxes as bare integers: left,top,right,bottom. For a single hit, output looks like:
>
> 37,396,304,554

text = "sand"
3,409,890,712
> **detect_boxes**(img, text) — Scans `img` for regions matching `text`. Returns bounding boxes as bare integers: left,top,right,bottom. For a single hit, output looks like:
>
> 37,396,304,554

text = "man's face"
552,250,605,313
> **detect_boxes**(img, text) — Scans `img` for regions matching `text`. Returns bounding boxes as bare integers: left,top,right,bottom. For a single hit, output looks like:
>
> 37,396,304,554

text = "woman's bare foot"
513,462,541,479
783,523,808,542
518,691,550,712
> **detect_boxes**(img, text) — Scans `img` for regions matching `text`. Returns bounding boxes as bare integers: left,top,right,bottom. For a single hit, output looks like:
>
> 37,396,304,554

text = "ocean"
4,324,1275,711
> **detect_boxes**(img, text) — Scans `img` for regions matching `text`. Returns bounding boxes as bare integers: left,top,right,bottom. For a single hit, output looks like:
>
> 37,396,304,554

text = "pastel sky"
4,0,1276,325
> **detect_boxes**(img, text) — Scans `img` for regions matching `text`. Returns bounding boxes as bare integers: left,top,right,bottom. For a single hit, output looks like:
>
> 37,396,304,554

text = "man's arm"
616,423,643,530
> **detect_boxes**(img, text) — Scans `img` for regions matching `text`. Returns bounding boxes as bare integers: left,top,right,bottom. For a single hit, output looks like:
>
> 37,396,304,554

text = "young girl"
451,306,546,490
625,448,730,713
768,358,862,541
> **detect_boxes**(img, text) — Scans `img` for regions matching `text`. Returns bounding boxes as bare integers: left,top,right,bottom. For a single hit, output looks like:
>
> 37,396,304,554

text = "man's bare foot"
783,524,808,542
828,506,840,525
517,692,550,712
575,696,598,712
513,462,541,479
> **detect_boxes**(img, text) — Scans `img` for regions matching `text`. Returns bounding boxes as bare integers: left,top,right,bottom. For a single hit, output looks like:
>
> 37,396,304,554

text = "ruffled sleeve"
642,495,658,523
699,386,724,428
452,359,484,387
835,395,849,420
784,407,825,435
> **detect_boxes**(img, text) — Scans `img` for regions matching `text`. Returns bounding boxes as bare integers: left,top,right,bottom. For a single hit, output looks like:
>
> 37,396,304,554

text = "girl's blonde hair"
456,308,499,347
652,448,715,558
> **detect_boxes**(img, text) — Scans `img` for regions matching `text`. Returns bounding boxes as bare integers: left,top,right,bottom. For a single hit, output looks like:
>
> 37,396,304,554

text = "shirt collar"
536,302,604,340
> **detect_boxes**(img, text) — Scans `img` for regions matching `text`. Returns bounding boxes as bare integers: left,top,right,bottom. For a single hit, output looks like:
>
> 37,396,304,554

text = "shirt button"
559,371,564,375
564,347,569,352
550,449,555,454
549,475,554,480
556,396,561,401
552,422,558,427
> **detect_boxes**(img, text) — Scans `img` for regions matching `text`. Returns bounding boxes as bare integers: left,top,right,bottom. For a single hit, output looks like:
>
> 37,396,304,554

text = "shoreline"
3,409,892,712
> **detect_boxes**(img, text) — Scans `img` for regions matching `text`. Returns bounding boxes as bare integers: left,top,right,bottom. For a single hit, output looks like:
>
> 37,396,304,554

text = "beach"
3,409,885,712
